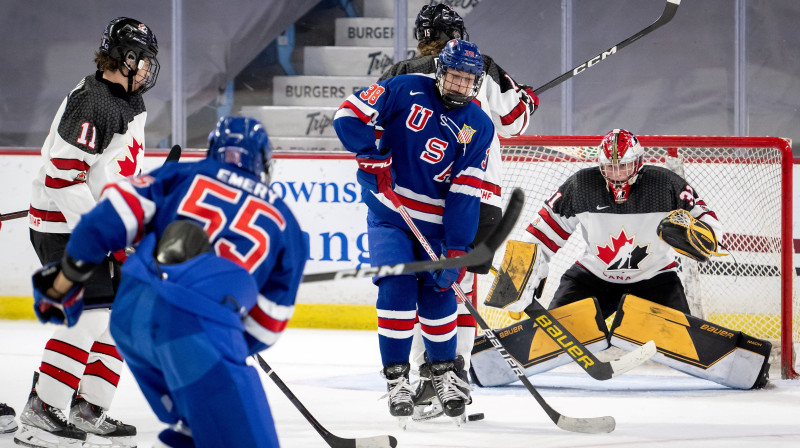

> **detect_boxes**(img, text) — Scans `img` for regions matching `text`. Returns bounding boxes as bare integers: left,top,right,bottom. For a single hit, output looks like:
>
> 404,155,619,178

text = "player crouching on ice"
474,129,771,390
29,116,306,448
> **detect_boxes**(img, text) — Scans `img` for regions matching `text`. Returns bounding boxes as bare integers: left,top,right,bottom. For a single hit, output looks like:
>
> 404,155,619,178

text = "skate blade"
82,433,137,448
0,415,18,434
411,402,444,422
13,423,85,448
395,416,408,430
450,414,466,427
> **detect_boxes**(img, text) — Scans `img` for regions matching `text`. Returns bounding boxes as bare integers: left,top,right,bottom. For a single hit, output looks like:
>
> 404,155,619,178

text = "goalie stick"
254,354,398,448
533,0,681,95
487,266,657,380
383,188,615,434
0,145,182,225
300,188,523,283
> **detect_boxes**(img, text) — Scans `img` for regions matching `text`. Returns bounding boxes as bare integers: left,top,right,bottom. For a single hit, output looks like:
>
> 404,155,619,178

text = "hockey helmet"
414,4,469,42
207,116,273,183
99,17,160,94
435,39,485,108
598,129,644,203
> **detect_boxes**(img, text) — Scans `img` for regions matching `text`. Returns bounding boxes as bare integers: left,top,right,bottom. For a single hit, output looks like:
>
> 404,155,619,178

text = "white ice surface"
1,320,799,447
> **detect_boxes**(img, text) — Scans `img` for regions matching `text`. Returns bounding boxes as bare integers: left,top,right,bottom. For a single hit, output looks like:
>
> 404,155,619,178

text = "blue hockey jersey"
65,158,307,349
334,74,494,250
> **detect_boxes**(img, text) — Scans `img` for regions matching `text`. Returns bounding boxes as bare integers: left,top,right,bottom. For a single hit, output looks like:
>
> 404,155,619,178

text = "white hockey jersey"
29,72,147,233
525,165,722,283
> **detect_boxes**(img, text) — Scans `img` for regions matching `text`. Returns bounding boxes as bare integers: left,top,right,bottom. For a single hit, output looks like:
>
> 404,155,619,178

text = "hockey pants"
109,277,279,448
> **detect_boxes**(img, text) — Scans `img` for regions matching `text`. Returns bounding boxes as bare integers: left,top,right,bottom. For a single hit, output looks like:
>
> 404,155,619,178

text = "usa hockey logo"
457,125,476,144
595,228,649,271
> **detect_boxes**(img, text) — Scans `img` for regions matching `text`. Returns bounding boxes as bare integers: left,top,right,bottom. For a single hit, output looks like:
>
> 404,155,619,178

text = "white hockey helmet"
598,129,644,203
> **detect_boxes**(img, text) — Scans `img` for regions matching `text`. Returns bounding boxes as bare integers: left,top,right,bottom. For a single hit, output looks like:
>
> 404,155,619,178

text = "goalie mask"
414,4,469,42
598,129,644,203
100,17,160,94
435,39,485,109
207,116,273,183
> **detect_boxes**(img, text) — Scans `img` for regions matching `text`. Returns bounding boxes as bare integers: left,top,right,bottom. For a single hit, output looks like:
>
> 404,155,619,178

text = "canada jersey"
526,165,721,283
65,158,308,349
334,74,494,249
29,72,146,233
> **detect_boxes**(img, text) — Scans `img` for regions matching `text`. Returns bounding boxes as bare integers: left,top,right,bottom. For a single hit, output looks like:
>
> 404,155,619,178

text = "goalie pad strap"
470,298,608,387
609,294,771,389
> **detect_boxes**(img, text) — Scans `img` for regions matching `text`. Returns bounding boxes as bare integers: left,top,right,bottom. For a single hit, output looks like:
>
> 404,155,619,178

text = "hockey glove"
31,262,85,327
356,154,393,194
432,245,468,291
518,84,540,115
657,209,726,262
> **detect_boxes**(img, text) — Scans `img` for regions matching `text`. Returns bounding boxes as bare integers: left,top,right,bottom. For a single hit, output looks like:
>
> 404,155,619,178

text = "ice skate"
430,358,472,426
1,402,17,434
411,362,443,422
13,373,86,448
379,363,414,429
69,395,136,448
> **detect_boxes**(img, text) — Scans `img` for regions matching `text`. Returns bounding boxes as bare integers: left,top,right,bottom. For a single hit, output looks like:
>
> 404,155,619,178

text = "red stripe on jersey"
29,206,66,223
90,342,122,361
45,339,89,364
378,317,416,331
398,195,444,216
248,306,289,334
456,313,476,327
481,180,501,196
45,176,85,189
39,363,81,390
374,129,383,140
526,224,561,254
104,184,146,242
452,174,483,189
83,360,120,386
660,261,678,271
51,158,90,171
539,208,570,240
420,319,457,336
500,101,527,126
696,211,719,221
340,100,372,124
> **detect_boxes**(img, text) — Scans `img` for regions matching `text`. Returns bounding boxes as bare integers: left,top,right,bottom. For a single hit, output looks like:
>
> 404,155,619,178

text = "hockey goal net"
476,135,799,379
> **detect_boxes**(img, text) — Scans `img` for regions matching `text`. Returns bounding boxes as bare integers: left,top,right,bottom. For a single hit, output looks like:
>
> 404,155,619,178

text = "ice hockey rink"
1,321,798,448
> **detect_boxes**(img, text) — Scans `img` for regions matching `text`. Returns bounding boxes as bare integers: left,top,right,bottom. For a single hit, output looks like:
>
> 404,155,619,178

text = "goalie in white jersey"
475,129,772,390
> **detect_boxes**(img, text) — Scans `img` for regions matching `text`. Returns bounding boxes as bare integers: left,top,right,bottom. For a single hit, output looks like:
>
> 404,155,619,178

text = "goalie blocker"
470,294,771,389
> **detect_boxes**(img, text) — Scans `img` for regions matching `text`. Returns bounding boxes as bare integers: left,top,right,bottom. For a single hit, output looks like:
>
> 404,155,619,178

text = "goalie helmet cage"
477,135,798,379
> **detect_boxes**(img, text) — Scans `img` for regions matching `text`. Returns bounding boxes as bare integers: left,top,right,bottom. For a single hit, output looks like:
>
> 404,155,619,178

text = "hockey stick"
487,267,656,380
533,0,681,95
254,354,398,448
523,299,656,380
383,188,615,434
301,189,523,283
0,145,182,226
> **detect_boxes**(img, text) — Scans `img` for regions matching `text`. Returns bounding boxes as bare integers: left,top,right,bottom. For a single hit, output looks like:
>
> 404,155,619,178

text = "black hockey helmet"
414,4,469,42
99,17,160,94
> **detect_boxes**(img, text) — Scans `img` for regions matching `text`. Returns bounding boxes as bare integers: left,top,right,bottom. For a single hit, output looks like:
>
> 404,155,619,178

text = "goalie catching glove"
657,209,726,262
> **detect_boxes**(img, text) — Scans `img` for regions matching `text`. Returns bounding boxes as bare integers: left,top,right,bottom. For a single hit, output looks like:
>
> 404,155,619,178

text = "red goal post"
478,135,798,379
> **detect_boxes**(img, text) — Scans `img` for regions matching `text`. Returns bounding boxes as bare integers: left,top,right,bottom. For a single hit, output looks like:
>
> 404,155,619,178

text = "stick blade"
557,415,616,434
353,435,398,448
609,340,657,377
166,145,182,162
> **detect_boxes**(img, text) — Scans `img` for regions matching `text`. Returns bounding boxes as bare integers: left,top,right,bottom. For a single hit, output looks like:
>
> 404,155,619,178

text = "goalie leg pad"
470,298,609,387
609,294,771,389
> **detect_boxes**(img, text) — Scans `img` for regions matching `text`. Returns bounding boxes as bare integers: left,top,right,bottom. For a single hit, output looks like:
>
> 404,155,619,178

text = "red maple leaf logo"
117,137,142,177
596,229,635,264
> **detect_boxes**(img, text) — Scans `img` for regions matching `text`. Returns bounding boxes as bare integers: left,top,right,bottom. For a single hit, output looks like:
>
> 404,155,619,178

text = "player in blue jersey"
334,39,495,424
29,116,307,448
